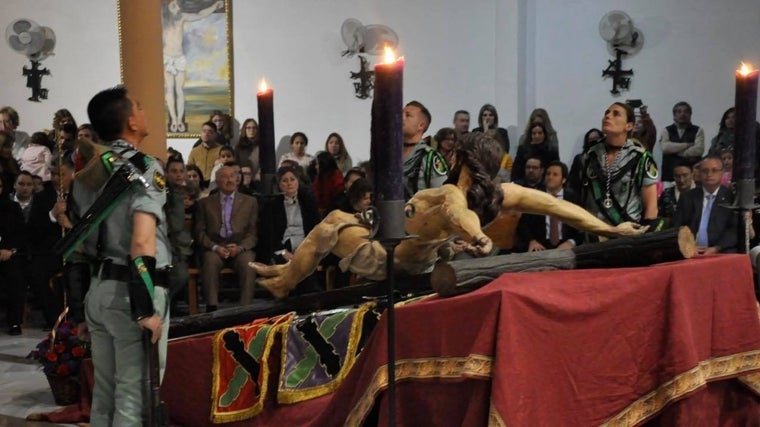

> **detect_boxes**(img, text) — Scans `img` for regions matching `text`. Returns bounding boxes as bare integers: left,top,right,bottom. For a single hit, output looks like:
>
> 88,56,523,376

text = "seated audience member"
708,107,735,156
434,127,456,168
472,104,510,153
208,146,235,192
672,156,737,254
188,121,223,185
517,161,580,252
356,160,373,185
165,159,193,305
311,152,344,217
166,157,186,187
239,164,257,195
327,167,365,214
452,110,470,136
513,155,545,190
568,128,603,195
257,166,322,294
52,109,77,134
338,177,373,214
0,131,20,191
631,104,657,153
279,132,314,169
20,132,53,185
76,123,100,143
235,118,261,182
512,122,560,183
167,147,184,163
194,165,258,312
659,101,705,183
185,164,208,198
720,148,733,188
0,106,30,162
658,160,695,225
324,132,353,174
210,110,232,146
32,175,44,193
518,108,559,152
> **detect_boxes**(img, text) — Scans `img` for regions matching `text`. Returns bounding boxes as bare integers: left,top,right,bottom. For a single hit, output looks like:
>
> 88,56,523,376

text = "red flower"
46,351,58,363
71,346,85,358
54,343,66,354
56,364,70,376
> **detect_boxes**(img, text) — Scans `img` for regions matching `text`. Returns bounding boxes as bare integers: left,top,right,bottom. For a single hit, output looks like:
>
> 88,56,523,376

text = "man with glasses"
672,156,737,254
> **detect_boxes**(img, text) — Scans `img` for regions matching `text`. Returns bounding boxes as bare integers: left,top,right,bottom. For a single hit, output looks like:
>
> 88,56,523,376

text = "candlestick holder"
363,201,414,427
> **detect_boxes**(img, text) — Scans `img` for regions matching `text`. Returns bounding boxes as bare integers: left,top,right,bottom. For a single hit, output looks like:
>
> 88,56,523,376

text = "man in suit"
195,163,258,312
517,160,581,251
514,156,546,190
673,155,737,254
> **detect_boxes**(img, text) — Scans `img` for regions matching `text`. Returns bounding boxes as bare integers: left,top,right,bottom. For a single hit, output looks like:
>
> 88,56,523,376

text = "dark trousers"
0,257,26,326
24,254,64,328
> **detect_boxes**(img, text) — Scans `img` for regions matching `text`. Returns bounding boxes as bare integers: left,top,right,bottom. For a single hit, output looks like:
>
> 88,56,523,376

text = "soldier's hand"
138,314,163,344
0,249,12,262
52,200,67,217
76,322,91,342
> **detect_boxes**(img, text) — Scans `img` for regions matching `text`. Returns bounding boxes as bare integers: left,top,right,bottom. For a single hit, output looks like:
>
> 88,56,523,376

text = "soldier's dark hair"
87,85,133,142
406,101,431,132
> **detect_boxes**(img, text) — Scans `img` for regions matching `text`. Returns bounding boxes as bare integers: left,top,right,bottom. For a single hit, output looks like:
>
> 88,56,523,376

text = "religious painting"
161,0,233,137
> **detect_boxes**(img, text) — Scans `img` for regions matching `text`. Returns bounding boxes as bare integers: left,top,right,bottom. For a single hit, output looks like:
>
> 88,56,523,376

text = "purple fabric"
221,195,233,238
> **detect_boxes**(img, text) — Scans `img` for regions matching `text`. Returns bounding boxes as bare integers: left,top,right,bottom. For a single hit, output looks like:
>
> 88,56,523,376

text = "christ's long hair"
444,132,504,226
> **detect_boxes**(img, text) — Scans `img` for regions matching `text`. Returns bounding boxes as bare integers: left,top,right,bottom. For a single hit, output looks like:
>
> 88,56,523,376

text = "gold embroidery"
345,354,493,426
276,303,376,404
601,350,760,427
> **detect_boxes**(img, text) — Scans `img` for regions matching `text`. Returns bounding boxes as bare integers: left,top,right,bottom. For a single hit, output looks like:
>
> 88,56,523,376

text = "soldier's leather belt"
91,260,169,287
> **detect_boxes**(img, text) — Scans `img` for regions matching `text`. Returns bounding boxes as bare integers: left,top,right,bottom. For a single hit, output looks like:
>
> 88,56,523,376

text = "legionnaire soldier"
402,101,449,200
74,86,172,425
581,102,660,236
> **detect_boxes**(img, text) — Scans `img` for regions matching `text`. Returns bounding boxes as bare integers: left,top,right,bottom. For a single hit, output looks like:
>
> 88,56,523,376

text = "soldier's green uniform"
74,139,171,426
581,139,658,226
403,141,449,200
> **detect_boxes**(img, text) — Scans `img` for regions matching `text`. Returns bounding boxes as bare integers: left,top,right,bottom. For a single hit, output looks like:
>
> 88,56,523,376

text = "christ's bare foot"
249,262,293,299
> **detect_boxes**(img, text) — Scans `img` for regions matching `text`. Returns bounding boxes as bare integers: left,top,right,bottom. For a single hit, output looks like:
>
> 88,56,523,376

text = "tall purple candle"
257,79,276,176
733,63,759,208
370,49,405,240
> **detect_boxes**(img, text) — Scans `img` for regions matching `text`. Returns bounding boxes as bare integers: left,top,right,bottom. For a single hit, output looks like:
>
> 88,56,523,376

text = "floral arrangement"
28,320,90,377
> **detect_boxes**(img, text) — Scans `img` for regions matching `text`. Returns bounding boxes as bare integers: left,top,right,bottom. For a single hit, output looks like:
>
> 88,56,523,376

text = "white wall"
0,1,121,134
2,0,759,170
529,0,760,165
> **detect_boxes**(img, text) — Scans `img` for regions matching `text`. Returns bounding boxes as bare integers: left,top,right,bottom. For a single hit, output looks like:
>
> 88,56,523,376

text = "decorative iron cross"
350,55,374,99
602,49,633,95
23,60,50,102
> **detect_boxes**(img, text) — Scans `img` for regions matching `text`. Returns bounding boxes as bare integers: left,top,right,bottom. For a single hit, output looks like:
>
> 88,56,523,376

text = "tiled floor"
0,318,75,426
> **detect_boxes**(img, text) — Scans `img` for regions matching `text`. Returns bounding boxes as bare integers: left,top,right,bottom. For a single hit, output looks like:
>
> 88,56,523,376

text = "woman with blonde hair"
518,108,559,152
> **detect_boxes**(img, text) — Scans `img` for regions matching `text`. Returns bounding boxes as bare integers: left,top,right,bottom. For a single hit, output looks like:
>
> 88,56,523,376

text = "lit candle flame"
383,46,396,64
738,62,755,76
258,78,269,93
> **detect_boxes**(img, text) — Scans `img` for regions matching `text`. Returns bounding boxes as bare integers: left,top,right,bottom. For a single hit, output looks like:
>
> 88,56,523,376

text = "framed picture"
161,0,233,137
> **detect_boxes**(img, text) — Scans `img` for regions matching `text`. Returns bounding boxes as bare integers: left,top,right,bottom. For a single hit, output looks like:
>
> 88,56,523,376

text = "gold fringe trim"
277,303,376,404
488,401,506,427
600,349,760,427
345,354,493,427
210,313,292,424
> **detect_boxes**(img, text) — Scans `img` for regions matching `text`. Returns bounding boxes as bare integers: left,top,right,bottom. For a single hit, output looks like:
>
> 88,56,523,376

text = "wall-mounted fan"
5,18,56,102
341,18,398,57
599,10,643,56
